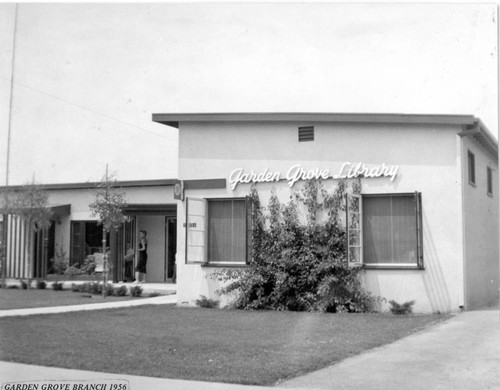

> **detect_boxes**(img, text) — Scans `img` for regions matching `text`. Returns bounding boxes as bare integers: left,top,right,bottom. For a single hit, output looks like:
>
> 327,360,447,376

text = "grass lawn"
0,306,451,385
0,288,141,310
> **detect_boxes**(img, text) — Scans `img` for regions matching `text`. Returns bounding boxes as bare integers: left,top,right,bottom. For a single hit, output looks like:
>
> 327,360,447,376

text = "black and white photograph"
0,2,498,389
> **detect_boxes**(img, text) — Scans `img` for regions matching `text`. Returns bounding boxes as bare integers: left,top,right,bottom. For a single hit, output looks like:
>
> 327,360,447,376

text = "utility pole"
2,4,19,288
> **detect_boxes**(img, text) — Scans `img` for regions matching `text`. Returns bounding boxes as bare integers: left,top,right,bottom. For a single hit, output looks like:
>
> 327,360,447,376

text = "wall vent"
298,126,314,142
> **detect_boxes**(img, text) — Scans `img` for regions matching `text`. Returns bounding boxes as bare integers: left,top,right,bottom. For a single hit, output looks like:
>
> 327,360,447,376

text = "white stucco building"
152,113,498,313
1,112,498,314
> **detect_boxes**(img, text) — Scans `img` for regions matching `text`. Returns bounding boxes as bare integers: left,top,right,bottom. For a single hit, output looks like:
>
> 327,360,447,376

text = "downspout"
456,123,477,311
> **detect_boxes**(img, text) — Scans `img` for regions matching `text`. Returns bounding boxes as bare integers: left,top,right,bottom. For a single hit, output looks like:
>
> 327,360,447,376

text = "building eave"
152,112,478,129
0,179,177,192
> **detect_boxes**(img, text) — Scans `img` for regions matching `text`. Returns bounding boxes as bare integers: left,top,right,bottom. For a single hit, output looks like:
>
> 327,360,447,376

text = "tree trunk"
102,226,107,298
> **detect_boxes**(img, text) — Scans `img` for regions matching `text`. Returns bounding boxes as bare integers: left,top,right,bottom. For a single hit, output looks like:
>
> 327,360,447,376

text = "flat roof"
152,112,497,157
152,112,478,128
0,179,177,192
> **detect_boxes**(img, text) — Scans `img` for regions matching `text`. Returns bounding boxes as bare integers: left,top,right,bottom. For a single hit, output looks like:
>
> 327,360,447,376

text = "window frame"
468,150,476,186
348,192,424,270
206,197,250,266
487,166,493,196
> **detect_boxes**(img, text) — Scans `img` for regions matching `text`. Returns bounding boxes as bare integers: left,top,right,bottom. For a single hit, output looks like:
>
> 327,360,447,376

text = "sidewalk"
278,309,500,390
0,291,177,318
1,308,499,389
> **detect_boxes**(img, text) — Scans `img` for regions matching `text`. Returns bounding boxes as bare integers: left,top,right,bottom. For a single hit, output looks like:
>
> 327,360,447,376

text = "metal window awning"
124,203,177,216
48,204,71,217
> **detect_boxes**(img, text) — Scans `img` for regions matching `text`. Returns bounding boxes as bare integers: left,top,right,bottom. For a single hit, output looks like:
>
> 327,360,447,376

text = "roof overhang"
0,179,177,192
459,118,498,158
152,112,479,129
49,204,71,217
124,203,177,216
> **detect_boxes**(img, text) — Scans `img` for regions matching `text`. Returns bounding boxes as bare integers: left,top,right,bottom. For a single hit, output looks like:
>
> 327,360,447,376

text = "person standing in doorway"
135,230,148,283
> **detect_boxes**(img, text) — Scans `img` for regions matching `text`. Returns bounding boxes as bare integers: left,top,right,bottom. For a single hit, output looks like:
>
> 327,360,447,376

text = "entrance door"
165,217,177,282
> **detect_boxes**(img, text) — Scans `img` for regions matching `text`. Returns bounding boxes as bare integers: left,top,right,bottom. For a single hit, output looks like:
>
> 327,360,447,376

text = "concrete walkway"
0,293,177,317
278,309,500,390
0,305,499,389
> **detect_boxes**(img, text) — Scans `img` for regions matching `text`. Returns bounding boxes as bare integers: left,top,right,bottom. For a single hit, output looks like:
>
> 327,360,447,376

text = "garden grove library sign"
229,162,399,190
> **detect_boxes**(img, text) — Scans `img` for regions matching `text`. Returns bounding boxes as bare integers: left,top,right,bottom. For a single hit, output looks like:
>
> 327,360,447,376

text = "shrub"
36,280,47,290
388,300,416,315
52,281,64,291
20,280,28,290
64,264,82,279
50,246,69,276
130,285,143,297
90,282,102,295
7,285,19,289
148,292,161,298
215,180,378,313
195,295,220,308
103,283,115,297
114,285,128,296
71,283,81,293
81,255,96,275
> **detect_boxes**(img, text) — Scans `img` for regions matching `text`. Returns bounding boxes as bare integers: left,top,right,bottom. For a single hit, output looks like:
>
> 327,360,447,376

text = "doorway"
165,216,177,282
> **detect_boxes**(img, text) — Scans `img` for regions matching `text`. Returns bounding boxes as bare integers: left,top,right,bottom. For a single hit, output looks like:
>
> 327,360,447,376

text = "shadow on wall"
362,212,452,313
421,212,452,313
361,270,384,311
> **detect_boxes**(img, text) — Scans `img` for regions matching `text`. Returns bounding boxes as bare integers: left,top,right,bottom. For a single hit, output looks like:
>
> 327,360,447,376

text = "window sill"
363,265,424,271
201,263,247,268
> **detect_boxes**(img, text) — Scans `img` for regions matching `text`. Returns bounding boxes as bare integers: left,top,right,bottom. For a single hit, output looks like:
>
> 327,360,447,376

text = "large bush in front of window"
216,180,378,313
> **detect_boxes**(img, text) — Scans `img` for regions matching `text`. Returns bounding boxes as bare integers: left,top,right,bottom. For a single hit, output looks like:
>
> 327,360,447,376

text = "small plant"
64,264,82,279
388,300,416,315
50,246,69,277
20,280,28,289
90,282,102,295
81,255,97,275
36,280,47,290
195,295,220,309
130,285,143,297
7,284,19,289
71,283,81,292
104,283,115,297
52,281,64,291
114,285,128,297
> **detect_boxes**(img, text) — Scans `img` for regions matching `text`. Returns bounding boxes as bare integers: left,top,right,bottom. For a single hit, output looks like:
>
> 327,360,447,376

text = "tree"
1,181,52,288
89,166,127,296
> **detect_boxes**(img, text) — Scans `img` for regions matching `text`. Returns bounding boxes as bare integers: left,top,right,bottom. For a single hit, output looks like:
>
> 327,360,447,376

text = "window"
185,197,252,265
347,193,423,268
207,199,247,264
468,150,476,186
487,166,493,196
298,126,314,142
70,221,109,265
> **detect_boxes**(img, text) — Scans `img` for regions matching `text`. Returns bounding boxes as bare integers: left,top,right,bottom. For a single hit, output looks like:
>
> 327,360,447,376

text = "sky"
0,3,497,186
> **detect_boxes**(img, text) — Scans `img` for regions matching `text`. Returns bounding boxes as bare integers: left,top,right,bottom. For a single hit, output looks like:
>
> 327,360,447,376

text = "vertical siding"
6,215,33,279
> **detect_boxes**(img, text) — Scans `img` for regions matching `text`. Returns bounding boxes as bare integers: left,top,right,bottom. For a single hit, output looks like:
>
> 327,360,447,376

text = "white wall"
176,121,469,313
461,136,499,309
46,185,174,269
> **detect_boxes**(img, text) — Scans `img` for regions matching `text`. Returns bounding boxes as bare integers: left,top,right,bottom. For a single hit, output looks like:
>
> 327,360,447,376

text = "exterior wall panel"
461,136,499,309
177,121,468,313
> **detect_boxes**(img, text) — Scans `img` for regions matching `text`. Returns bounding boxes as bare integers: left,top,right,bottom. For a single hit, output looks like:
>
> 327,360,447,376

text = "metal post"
2,4,19,288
